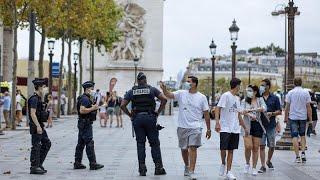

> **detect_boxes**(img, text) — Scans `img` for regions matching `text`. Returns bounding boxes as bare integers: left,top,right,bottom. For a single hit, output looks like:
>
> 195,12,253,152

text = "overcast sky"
17,0,320,80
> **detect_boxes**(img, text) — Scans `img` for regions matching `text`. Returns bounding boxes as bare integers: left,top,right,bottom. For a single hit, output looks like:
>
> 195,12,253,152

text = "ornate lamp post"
48,40,55,94
133,56,139,85
73,53,79,112
229,19,239,79
209,40,217,107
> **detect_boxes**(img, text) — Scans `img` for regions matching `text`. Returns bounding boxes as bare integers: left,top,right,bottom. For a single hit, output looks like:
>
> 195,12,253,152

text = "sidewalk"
0,109,319,179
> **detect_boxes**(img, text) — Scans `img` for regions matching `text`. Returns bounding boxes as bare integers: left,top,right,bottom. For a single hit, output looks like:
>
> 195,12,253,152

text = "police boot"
154,160,166,175
139,162,147,176
39,165,47,173
30,167,46,175
90,163,104,170
74,162,86,169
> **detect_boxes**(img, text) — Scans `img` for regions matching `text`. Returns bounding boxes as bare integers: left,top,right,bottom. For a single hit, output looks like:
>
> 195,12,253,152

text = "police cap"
32,78,47,86
82,81,95,89
137,72,146,80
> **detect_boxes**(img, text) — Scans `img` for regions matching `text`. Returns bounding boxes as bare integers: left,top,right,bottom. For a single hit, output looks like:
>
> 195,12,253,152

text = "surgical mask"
246,91,254,98
259,86,266,95
184,82,191,90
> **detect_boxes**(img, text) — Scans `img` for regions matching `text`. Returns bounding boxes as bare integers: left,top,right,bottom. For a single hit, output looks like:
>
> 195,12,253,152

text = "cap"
137,72,146,80
32,78,47,86
82,81,95,89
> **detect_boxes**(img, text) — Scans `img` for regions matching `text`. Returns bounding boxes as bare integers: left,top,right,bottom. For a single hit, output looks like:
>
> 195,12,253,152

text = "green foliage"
248,43,285,56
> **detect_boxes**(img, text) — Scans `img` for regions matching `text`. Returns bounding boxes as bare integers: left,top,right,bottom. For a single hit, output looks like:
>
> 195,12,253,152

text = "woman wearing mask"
46,94,54,128
241,85,267,176
99,95,108,127
106,92,116,128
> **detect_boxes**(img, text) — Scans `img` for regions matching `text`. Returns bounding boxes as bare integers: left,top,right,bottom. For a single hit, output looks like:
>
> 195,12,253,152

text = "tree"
0,0,29,129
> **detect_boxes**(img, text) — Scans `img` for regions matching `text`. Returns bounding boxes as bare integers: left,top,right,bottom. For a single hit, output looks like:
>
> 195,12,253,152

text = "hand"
257,108,264,112
267,112,273,118
250,115,257,121
244,128,249,136
215,121,221,133
36,126,43,134
206,130,211,139
160,81,167,91
92,104,99,111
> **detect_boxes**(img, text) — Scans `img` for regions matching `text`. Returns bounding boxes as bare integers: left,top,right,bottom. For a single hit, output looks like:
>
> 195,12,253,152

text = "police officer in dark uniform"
74,81,104,170
28,78,51,174
121,72,168,176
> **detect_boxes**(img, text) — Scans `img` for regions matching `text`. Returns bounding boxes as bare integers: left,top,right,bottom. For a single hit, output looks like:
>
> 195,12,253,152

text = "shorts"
220,132,239,150
114,106,121,115
250,121,263,138
261,127,276,148
289,119,307,138
107,107,114,115
177,127,202,149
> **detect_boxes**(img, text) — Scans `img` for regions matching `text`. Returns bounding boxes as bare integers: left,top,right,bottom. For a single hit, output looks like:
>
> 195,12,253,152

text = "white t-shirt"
173,90,209,129
217,91,241,134
16,94,22,111
285,86,311,120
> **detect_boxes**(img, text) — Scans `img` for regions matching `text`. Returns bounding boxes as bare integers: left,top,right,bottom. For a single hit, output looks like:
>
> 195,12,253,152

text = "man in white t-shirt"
215,78,247,180
161,76,211,180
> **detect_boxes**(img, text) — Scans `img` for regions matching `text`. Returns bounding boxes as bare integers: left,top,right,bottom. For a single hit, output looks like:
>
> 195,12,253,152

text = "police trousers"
74,119,96,164
132,113,162,163
30,127,51,168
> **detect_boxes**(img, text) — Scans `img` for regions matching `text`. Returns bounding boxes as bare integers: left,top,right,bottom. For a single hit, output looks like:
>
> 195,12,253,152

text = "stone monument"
81,0,164,96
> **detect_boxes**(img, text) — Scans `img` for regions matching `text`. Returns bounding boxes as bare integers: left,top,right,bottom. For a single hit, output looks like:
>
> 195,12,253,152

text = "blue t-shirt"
263,93,281,129
80,95,92,108
124,86,161,101
3,96,11,110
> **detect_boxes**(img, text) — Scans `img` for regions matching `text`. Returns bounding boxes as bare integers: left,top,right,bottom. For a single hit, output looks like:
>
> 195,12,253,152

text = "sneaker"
266,161,274,170
219,164,225,176
301,153,306,163
295,157,301,163
258,166,266,173
184,166,190,176
90,163,104,170
244,164,250,174
252,168,258,176
226,171,236,180
189,172,197,180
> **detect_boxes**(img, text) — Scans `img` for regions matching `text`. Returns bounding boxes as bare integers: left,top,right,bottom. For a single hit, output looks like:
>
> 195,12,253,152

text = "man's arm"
307,103,312,123
214,107,221,132
160,82,175,99
30,108,41,127
120,99,132,118
156,93,167,115
284,102,290,123
80,105,98,114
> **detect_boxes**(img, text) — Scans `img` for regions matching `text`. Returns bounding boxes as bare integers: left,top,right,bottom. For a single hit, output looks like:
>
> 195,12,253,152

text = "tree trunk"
2,27,13,82
79,39,83,95
11,3,18,130
67,38,72,115
56,36,65,118
38,28,46,78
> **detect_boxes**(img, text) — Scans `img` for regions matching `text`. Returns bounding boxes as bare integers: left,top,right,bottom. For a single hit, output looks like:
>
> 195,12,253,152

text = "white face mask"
184,82,191,90
246,91,254,98
259,86,266,95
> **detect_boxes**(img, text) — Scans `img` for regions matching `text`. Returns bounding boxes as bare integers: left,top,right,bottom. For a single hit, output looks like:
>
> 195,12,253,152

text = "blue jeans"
261,127,276,148
132,113,162,163
289,119,307,138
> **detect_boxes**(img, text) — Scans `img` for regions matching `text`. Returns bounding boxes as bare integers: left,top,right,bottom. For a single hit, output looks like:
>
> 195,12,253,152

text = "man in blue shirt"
1,91,11,129
258,79,282,173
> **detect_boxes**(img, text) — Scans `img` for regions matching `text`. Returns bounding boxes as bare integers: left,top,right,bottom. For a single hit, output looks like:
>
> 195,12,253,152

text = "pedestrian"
160,76,211,180
309,85,318,135
74,81,104,170
46,94,54,128
28,78,51,174
121,72,167,176
215,78,248,180
60,93,66,115
284,77,312,163
114,91,123,128
16,90,24,126
241,85,267,176
258,79,282,173
2,91,11,129
106,92,116,128
99,95,108,127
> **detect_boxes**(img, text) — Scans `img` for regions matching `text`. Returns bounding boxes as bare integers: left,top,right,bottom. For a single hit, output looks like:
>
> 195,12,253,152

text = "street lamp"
229,19,239,79
133,56,139,85
73,53,79,112
48,40,55,94
209,40,217,107
247,59,254,85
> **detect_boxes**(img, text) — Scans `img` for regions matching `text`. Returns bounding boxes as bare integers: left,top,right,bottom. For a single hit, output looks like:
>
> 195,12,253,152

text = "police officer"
74,81,104,170
28,78,51,174
121,72,168,176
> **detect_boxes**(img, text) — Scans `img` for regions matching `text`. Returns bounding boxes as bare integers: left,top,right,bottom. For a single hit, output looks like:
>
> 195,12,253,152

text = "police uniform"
124,72,166,176
28,78,51,174
74,81,104,170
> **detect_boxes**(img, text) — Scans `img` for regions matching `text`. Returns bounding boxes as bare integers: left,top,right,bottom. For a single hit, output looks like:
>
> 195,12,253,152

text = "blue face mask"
184,82,191,90
259,86,266,95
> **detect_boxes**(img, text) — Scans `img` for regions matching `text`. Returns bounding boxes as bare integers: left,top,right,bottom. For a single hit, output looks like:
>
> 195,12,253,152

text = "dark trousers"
132,113,162,163
30,129,51,167
60,104,65,115
75,119,96,164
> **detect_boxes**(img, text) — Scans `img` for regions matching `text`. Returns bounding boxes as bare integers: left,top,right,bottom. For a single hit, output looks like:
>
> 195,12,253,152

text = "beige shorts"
177,127,202,149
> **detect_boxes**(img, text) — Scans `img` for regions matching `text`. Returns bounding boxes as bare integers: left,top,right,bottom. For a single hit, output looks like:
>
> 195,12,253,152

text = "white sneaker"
189,172,197,180
252,168,258,176
244,164,250,174
226,171,236,180
295,157,301,163
184,166,190,176
219,164,225,176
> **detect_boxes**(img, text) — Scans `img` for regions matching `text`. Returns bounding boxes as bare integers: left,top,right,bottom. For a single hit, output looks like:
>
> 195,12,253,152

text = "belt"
136,112,151,115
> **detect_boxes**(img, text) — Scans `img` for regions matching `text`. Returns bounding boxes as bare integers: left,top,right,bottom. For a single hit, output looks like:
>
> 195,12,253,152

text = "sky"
17,0,320,80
